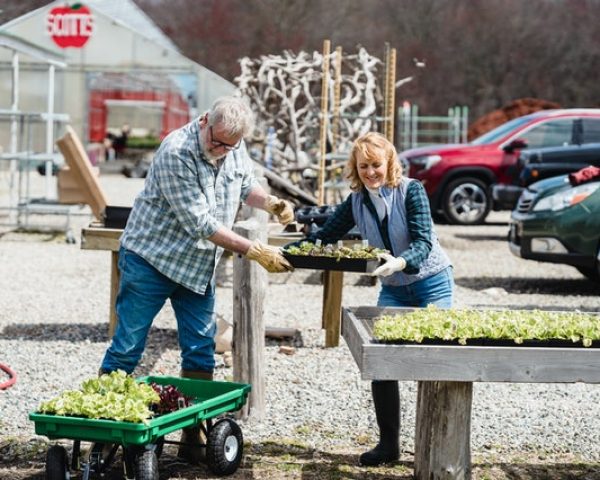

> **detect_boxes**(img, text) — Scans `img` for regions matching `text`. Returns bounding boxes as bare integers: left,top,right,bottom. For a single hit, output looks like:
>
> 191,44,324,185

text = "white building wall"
0,1,235,143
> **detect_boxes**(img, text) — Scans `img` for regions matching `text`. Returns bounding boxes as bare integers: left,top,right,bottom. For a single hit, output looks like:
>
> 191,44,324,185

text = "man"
99,96,293,461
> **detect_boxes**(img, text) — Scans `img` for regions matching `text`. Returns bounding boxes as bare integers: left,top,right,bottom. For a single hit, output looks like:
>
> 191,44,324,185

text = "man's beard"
206,150,226,163
200,136,226,163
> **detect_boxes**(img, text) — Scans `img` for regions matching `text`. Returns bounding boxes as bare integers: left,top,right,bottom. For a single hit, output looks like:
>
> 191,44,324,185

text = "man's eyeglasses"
209,126,242,151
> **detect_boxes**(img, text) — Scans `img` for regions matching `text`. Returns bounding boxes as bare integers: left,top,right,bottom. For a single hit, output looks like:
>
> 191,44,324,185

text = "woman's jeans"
377,266,454,309
374,266,454,388
101,248,216,374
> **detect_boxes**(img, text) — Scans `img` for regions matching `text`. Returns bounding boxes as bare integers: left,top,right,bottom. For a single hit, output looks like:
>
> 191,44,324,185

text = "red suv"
400,109,600,224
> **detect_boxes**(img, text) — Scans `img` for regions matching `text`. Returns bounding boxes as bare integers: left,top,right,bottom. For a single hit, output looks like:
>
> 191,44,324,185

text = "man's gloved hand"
372,253,406,277
246,239,294,273
264,195,295,225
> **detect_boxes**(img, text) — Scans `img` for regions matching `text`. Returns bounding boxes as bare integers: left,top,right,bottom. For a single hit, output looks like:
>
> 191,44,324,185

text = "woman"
302,132,454,466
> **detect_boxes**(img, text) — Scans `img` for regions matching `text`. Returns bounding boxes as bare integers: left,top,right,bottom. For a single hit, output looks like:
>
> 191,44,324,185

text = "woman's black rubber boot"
359,380,400,466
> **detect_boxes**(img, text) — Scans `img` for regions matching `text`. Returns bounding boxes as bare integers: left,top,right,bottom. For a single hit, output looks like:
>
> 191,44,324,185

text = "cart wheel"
207,418,243,476
46,445,70,480
134,449,159,480
153,436,164,458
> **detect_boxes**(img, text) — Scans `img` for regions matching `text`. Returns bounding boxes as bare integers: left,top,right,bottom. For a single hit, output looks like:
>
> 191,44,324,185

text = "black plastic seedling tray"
283,252,380,273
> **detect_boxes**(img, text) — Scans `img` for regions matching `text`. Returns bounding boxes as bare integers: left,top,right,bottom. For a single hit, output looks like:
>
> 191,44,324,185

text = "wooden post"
386,48,396,143
332,46,343,152
383,43,390,138
414,381,473,480
322,270,344,347
318,39,331,206
383,45,397,143
232,218,267,420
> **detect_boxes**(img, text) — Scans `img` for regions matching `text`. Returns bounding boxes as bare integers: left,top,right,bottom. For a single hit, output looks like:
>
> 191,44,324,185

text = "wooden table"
81,226,123,337
342,306,600,480
81,226,346,345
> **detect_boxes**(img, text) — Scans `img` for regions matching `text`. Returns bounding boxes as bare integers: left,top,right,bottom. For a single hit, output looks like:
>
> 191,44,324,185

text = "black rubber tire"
206,418,244,476
441,176,491,225
154,436,164,458
46,445,69,480
576,266,600,282
133,449,159,480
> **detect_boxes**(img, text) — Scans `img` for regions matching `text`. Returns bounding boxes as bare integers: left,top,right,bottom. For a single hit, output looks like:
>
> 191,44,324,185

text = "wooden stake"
332,46,343,152
386,48,397,143
318,39,331,206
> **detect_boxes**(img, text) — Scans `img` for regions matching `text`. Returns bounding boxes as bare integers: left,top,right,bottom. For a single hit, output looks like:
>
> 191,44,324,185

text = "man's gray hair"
207,96,254,138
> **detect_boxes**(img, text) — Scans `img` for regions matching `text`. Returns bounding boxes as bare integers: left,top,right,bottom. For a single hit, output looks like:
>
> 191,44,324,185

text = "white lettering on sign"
46,13,94,37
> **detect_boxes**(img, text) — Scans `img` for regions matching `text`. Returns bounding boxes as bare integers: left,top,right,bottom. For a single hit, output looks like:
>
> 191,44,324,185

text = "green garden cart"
30,375,251,479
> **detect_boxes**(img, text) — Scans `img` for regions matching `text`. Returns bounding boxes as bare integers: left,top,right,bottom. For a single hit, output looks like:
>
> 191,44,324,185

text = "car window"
471,116,532,145
522,120,573,148
582,119,600,143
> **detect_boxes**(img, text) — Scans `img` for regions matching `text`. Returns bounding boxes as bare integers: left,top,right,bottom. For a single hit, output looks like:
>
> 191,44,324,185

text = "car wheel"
575,243,600,282
442,177,491,225
575,266,599,281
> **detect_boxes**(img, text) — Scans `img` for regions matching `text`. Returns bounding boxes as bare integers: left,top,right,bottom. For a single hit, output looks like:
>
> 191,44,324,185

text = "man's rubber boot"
177,369,213,464
359,380,400,466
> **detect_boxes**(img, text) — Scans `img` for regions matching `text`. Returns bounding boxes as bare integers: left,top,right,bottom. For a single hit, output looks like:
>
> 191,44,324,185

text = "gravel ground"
1,171,600,478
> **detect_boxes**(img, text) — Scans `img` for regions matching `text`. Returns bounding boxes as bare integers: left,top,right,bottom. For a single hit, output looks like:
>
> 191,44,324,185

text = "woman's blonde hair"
345,132,402,191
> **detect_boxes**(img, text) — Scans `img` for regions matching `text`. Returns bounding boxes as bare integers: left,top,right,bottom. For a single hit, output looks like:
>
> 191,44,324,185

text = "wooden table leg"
322,270,344,347
108,251,120,338
414,380,473,480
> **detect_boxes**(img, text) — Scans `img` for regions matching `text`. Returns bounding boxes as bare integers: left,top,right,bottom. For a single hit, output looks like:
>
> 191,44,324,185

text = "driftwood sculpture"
235,47,385,188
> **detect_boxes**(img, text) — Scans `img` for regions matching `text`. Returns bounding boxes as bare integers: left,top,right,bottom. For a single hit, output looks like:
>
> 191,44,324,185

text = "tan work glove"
264,195,294,225
246,239,294,273
372,253,406,277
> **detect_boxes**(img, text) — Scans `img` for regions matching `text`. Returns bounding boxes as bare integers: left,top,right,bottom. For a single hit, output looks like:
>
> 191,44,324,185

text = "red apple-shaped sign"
46,3,94,48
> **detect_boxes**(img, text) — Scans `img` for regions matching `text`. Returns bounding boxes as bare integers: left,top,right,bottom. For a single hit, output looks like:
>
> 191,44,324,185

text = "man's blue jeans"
377,266,454,308
101,248,216,374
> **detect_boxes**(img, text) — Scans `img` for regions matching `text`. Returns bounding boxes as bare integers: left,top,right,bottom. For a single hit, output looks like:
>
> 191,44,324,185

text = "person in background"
103,124,131,161
295,131,454,466
99,96,294,462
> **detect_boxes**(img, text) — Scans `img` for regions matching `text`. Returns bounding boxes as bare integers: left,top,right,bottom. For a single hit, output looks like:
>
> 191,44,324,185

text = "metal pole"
411,104,418,148
318,39,330,206
462,106,469,142
45,64,56,198
402,102,411,151
9,51,19,219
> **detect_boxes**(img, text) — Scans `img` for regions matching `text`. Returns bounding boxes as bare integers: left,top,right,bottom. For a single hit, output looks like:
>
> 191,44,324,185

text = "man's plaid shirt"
121,119,258,294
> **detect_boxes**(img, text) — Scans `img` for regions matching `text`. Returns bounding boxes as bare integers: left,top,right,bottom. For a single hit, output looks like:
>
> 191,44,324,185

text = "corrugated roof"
84,0,180,53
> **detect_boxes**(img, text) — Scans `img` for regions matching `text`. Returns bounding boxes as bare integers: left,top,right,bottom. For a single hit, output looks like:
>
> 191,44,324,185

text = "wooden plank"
265,326,299,339
56,126,108,219
360,344,600,382
341,307,368,371
342,307,600,383
323,270,343,347
233,218,267,420
415,381,472,480
259,163,318,206
81,227,122,251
